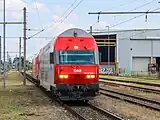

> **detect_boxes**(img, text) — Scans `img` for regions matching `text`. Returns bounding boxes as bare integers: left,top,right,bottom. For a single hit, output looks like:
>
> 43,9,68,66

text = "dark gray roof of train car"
58,28,93,37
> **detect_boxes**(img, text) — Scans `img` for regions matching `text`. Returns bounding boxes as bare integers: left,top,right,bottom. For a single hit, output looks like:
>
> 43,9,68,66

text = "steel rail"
23,73,87,120
63,104,87,120
100,77,160,87
100,88,160,111
100,88,160,105
100,80,160,94
23,73,125,120
88,103,124,120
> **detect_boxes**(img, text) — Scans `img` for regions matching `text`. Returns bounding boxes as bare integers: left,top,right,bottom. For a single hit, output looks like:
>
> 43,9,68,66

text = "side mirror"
50,52,54,64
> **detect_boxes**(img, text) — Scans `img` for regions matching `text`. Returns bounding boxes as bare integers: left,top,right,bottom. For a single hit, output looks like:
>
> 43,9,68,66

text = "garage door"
132,57,150,72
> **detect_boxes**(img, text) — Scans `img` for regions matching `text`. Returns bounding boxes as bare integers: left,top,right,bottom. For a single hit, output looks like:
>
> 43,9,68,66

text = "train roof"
35,28,96,55
54,28,97,51
58,28,93,38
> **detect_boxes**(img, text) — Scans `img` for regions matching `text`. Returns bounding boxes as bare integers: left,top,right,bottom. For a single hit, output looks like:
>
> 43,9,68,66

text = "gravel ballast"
100,80,160,91
72,106,112,120
100,82,160,101
91,95,160,120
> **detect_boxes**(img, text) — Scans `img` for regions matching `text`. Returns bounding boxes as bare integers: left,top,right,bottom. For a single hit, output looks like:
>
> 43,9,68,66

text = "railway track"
68,103,125,120
100,80,160,94
87,103,124,120
23,73,125,120
100,77,160,87
100,88,160,111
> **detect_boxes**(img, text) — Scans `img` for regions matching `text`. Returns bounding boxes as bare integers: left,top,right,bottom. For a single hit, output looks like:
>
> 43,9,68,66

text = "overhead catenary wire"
51,0,84,27
113,0,157,18
47,0,84,31
90,7,160,32
90,8,160,30
28,0,84,56
55,0,79,23
109,7,160,28
28,0,82,39
89,3,160,43
54,0,84,26
91,0,156,28
91,6,160,41
130,0,157,11
45,0,79,23
32,0,43,29
28,0,84,40
106,0,139,11
91,0,139,27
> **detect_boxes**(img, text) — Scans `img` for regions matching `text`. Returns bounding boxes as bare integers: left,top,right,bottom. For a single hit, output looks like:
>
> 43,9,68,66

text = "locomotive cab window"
50,52,54,64
59,50,96,64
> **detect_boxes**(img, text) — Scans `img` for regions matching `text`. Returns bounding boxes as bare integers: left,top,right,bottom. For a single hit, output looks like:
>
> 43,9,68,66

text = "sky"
0,0,160,61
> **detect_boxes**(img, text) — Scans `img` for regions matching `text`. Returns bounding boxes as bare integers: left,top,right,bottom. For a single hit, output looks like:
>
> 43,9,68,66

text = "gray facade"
117,29,160,72
93,29,160,73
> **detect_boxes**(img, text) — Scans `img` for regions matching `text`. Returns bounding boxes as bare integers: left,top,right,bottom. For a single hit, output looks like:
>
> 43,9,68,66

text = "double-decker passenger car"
32,55,39,78
32,28,99,101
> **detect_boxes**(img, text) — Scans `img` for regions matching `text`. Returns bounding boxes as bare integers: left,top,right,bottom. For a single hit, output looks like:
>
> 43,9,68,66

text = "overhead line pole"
3,0,6,89
0,36,1,74
6,51,8,70
19,37,21,72
23,7,27,85
23,7,27,86
1,6,26,88
106,26,110,71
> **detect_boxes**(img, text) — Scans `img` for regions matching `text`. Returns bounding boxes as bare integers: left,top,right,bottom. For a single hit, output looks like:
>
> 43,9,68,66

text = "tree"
13,56,23,69
0,60,3,70
8,58,12,65
13,56,31,70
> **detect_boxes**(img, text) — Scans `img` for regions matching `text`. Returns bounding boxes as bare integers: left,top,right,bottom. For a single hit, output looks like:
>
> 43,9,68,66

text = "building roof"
91,28,160,35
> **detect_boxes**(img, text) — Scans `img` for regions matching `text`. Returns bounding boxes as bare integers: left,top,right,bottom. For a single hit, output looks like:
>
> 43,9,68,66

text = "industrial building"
92,28,160,75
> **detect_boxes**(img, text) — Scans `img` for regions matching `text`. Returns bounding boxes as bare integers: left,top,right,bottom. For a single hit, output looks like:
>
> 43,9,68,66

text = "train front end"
51,28,99,101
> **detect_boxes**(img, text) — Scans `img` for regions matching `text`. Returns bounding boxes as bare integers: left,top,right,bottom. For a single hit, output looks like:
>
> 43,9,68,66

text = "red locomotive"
32,28,99,102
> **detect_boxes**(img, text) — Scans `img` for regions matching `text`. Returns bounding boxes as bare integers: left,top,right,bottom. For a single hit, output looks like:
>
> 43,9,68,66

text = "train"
32,28,100,102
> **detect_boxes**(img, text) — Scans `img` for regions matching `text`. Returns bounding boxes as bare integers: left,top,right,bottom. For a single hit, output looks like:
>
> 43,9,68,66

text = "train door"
49,52,55,87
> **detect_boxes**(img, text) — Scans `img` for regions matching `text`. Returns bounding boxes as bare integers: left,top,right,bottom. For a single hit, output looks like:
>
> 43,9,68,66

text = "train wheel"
36,79,40,87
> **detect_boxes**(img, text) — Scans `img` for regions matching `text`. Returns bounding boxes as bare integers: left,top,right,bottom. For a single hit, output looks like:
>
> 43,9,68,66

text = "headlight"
59,75,68,79
64,75,68,78
91,75,95,78
86,75,95,79
86,75,91,78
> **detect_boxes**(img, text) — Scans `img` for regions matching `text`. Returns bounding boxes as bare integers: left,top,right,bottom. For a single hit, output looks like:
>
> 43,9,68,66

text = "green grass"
0,71,35,120
100,75,160,84
124,75,160,80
